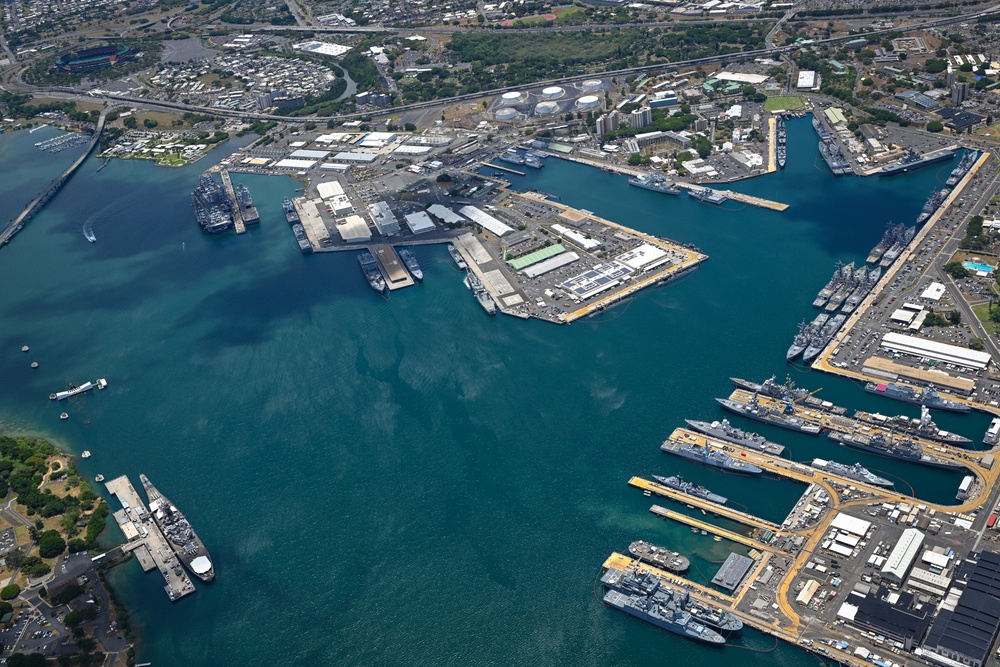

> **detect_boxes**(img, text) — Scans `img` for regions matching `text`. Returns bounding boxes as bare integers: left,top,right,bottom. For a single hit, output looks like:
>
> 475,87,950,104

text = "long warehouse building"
880,332,992,370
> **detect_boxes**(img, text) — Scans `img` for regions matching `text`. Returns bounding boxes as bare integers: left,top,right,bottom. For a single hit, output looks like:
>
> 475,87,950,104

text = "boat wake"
82,219,96,243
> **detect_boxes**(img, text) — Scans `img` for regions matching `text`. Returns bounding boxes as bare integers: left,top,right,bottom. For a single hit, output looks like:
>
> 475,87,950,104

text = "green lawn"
972,303,999,334
763,96,806,112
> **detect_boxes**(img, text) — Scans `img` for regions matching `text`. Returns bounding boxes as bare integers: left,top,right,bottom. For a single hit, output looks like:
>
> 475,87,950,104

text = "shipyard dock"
105,475,196,601
219,169,247,234
602,410,1000,667
371,244,415,290
674,182,790,211
767,116,777,174
629,476,782,533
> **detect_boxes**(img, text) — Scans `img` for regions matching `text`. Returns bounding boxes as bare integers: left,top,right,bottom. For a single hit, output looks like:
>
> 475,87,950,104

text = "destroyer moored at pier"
715,395,821,434
864,382,970,413
810,458,893,488
660,438,763,475
879,148,956,176
628,173,682,195
398,249,423,282
853,406,971,446
651,474,728,505
827,431,965,470
684,418,785,456
140,474,215,583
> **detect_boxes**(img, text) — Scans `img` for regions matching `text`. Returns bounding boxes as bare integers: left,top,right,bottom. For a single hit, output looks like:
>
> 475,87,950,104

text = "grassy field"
973,303,999,334
763,96,806,112
975,122,1000,141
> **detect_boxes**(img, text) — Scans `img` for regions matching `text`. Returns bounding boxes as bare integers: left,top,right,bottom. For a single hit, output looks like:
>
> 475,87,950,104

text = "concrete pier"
219,169,247,234
371,244,414,290
629,476,782,532
105,475,196,601
648,505,786,554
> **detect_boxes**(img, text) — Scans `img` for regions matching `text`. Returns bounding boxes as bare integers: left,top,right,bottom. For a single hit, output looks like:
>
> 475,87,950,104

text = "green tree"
0,584,20,600
927,121,944,133
37,530,66,558
123,116,137,129
970,337,986,351
142,118,158,129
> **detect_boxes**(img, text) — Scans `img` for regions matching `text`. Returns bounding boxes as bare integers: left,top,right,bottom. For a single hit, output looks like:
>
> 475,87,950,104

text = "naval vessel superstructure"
398,249,423,282
787,314,828,361
880,148,956,176
660,438,763,474
841,267,880,314
715,394,821,435
283,198,299,224
683,418,785,456
827,431,965,470
864,382,970,413
498,149,525,165
853,405,971,446
140,474,215,583
946,150,978,186
191,174,233,234
628,172,682,195
465,271,497,315
730,377,846,416
651,474,728,505
628,541,690,574
358,250,387,294
810,458,893,487
234,183,259,225
601,567,739,637
916,189,948,225
689,187,728,206
447,243,468,270
776,117,786,169
802,313,846,363
813,262,850,308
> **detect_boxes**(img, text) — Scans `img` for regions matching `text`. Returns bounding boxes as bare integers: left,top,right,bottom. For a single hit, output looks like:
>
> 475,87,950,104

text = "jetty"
629,476,782,532
767,116,777,173
371,244,415,290
648,504,786,554
0,109,109,248
105,475,196,601
675,182,789,211
483,163,525,176
219,169,246,234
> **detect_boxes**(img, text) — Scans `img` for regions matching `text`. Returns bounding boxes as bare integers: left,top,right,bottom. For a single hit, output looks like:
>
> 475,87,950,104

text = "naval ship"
802,313,846,364
853,405,971,446
864,382,970,413
715,394,821,435
358,250,386,294
628,172,682,195
880,148,957,176
603,588,725,644
689,187,728,205
140,474,215,583
524,155,544,169
191,174,233,234
628,541,690,574
398,249,423,282
946,150,978,186
731,376,809,402
813,262,849,308
776,117,787,169
283,198,300,225
465,272,496,315
234,183,259,225
842,267,881,314
683,419,785,456
810,458,893,487
825,265,857,312
497,149,525,165
916,189,948,225
660,438,763,474
866,225,900,265
819,140,852,175
447,243,468,270
652,474,728,505
601,568,739,637
786,320,813,361
291,224,312,254
827,431,965,470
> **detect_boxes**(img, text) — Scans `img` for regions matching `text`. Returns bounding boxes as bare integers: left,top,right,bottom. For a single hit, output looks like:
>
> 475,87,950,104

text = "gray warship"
827,431,965,470
853,405,971,446
684,418,786,456
140,474,215,583
628,540,690,574
660,438,763,475
651,474,728,505
810,458,893,487
864,382,970,413
628,172,682,195
715,394,821,435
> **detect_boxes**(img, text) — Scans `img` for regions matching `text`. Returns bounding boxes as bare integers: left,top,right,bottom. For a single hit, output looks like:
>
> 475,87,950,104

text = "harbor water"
0,118,988,666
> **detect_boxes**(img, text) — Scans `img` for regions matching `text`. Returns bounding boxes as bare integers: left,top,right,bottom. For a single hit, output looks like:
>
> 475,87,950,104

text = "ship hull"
715,399,820,435
830,435,965,470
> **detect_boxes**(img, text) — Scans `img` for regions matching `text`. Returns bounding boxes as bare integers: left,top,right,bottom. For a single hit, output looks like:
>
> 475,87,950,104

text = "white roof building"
921,282,946,300
797,70,818,89
336,215,371,243
427,204,465,226
880,332,991,370
316,181,345,199
831,513,871,537
403,212,436,234
367,201,400,236
881,527,924,584
459,206,513,237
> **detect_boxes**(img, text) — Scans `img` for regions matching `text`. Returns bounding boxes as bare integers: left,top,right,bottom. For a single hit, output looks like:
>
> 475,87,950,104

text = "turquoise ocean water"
0,119,989,666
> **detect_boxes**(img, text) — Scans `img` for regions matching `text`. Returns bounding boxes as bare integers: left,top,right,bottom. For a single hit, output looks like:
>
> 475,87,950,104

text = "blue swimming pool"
963,261,996,273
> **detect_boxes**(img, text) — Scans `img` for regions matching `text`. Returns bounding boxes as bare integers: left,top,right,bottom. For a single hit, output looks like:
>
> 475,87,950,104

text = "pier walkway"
648,505,786,554
219,169,246,234
372,244,414,290
482,162,525,176
767,116,777,173
0,109,109,248
105,475,195,601
603,552,735,605
628,476,782,532
674,182,789,211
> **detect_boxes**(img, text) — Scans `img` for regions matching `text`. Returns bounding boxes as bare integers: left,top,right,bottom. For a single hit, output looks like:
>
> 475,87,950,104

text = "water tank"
541,86,565,100
500,91,524,105
495,107,518,121
576,95,600,110
534,101,558,116
581,79,603,91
